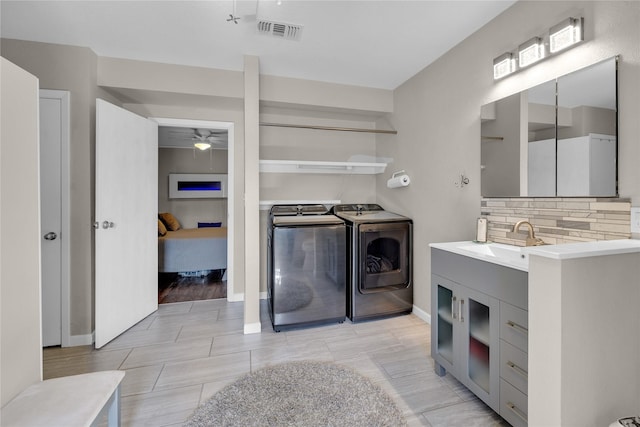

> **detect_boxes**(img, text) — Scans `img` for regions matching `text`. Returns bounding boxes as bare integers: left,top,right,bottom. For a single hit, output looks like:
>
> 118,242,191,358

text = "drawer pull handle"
506,320,528,335
459,299,464,323
507,361,528,378
507,402,528,423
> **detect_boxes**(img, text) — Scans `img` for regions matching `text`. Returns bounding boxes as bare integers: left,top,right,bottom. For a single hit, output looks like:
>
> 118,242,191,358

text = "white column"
243,55,261,334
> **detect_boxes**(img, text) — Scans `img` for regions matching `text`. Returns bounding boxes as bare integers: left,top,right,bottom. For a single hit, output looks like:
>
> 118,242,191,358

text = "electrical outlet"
631,207,640,233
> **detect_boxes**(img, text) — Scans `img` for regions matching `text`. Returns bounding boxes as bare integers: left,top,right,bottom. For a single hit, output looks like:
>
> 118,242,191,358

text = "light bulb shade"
194,142,211,150
493,52,516,80
549,17,583,53
518,37,545,68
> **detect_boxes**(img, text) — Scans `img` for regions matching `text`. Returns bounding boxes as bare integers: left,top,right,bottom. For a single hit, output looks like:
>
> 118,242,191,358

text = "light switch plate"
631,207,640,233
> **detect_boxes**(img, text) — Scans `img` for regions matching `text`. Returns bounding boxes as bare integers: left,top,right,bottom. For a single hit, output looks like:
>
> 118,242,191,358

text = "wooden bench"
1,370,125,427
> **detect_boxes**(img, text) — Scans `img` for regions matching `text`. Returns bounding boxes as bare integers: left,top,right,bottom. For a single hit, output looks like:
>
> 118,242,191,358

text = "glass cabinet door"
432,275,461,376
436,284,454,365
462,288,500,411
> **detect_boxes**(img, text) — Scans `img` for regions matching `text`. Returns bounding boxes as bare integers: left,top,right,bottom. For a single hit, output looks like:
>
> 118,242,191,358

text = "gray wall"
0,37,391,338
158,148,229,229
376,0,640,317
0,40,116,336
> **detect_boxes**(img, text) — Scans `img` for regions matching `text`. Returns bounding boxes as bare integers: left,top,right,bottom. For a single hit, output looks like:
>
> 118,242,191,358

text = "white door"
95,99,158,348
39,90,69,347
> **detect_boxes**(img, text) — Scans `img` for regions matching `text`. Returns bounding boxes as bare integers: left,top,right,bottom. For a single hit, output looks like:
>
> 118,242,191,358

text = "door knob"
44,232,57,241
102,221,115,229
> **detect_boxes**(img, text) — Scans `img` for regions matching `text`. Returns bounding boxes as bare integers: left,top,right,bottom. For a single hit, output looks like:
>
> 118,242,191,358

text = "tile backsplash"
481,197,631,246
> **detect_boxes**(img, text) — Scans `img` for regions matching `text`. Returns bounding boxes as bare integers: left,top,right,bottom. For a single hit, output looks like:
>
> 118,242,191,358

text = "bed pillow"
158,219,167,236
198,222,222,228
159,212,181,231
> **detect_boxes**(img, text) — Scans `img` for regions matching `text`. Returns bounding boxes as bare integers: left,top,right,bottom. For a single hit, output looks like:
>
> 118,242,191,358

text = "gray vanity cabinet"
431,248,528,423
432,274,500,411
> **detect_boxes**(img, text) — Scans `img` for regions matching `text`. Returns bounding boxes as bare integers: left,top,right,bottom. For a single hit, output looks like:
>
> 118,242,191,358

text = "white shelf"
259,159,387,175
470,320,491,347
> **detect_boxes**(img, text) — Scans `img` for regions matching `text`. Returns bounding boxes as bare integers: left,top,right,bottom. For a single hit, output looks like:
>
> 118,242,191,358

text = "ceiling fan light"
194,142,211,150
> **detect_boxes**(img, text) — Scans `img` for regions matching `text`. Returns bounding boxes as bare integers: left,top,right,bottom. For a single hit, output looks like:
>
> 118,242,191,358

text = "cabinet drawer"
500,302,528,352
500,340,528,395
500,379,528,427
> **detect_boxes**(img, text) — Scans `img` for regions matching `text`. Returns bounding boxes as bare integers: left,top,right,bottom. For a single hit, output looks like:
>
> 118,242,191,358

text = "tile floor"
43,299,508,426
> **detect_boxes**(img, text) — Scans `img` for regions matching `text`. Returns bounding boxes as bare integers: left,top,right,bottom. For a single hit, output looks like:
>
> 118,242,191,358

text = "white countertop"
523,238,640,260
430,239,640,271
429,241,529,271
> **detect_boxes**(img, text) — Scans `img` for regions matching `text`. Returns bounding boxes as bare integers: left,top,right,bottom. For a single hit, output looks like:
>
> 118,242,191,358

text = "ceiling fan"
164,127,227,150
191,129,227,150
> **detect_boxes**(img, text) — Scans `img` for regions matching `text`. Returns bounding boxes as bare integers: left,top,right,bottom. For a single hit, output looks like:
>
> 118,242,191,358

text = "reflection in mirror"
481,56,617,197
556,58,617,196
481,93,521,197
527,80,556,196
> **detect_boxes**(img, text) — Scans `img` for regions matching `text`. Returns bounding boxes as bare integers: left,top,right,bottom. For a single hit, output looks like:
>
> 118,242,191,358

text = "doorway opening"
154,118,235,304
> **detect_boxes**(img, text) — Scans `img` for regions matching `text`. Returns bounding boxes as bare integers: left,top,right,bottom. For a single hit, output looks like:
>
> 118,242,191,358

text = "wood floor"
43,300,507,426
158,270,226,304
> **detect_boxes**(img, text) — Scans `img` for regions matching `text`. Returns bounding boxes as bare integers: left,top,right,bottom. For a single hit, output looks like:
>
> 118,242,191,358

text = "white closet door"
95,99,158,348
40,92,64,347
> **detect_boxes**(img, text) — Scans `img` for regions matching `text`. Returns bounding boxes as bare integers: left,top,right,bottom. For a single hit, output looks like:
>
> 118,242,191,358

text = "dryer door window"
358,221,412,293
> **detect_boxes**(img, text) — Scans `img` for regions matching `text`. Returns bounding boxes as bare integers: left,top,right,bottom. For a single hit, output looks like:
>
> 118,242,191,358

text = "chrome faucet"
513,220,545,246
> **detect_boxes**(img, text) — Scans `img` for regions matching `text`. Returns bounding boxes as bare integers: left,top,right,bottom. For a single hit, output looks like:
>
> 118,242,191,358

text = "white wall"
0,57,42,406
243,55,261,332
378,0,640,315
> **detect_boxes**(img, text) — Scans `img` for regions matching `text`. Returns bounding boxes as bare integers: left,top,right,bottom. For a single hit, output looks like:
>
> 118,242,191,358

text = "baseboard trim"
412,305,431,324
67,332,94,347
227,292,244,302
227,292,268,302
243,322,261,334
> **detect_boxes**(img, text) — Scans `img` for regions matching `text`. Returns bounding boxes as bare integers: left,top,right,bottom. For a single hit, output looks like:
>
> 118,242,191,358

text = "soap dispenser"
476,218,488,243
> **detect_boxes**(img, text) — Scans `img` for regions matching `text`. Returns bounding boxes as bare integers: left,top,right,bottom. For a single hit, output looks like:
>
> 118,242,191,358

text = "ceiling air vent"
257,20,303,41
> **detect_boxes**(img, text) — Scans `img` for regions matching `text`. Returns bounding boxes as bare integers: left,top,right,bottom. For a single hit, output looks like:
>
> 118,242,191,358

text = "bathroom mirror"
481,56,618,197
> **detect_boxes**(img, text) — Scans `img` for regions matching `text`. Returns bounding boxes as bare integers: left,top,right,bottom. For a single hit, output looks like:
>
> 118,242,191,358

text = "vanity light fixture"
518,36,545,68
493,52,516,80
493,16,584,80
549,17,583,53
194,142,211,150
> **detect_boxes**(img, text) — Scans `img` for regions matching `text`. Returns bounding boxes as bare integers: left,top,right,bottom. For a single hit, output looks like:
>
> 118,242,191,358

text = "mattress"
158,227,227,273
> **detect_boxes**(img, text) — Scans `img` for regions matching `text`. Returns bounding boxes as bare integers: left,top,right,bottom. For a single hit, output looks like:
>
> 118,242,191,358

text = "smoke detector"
257,20,303,41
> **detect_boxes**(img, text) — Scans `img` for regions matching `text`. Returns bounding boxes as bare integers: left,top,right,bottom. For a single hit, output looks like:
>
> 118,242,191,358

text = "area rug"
184,361,407,427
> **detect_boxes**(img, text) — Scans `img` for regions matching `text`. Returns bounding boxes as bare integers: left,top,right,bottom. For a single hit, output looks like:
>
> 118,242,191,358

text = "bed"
158,227,227,273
